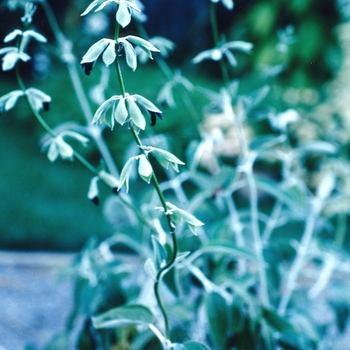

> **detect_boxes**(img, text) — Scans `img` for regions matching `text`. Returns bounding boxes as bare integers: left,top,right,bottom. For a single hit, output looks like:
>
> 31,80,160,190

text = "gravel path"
0,251,76,350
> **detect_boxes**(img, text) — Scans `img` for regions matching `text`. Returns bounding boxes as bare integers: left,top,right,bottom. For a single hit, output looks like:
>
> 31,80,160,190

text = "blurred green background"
0,0,345,251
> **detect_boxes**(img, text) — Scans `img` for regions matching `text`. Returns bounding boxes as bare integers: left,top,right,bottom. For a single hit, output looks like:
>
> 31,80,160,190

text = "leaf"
151,235,167,269
197,241,262,263
138,154,153,183
249,134,286,151
118,157,136,192
206,291,229,350
295,141,338,157
254,177,307,214
262,307,295,333
144,258,157,281
92,304,154,329
183,342,210,350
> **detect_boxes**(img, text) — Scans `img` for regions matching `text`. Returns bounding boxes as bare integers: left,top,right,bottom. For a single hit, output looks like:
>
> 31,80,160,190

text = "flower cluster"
80,35,159,74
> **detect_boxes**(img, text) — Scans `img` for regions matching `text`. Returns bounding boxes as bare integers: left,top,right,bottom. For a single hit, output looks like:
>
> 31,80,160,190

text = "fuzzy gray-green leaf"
92,304,154,329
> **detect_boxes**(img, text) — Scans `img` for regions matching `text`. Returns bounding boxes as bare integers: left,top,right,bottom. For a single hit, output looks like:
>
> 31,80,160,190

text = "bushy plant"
1,0,350,349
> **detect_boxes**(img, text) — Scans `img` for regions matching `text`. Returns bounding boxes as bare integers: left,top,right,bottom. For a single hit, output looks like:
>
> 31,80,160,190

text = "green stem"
114,19,177,340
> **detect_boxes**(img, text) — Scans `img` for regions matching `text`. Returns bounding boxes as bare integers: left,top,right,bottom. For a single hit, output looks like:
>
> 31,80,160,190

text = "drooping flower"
80,38,117,75
81,0,142,28
192,40,253,67
91,93,162,130
0,29,47,71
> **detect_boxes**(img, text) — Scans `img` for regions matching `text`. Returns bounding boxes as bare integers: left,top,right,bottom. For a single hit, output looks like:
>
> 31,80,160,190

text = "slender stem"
278,200,320,315
210,3,272,347
114,18,177,340
335,213,347,248
41,1,119,177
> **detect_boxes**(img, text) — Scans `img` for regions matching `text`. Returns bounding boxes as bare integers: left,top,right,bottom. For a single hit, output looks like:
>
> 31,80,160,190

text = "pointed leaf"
193,241,262,263
262,307,295,333
151,235,167,269
183,341,210,350
206,291,229,350
144,258,157,281
92,305,154,329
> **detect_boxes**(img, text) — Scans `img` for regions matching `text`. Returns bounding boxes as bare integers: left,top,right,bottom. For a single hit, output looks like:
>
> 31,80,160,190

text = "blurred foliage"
0,0,345,253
